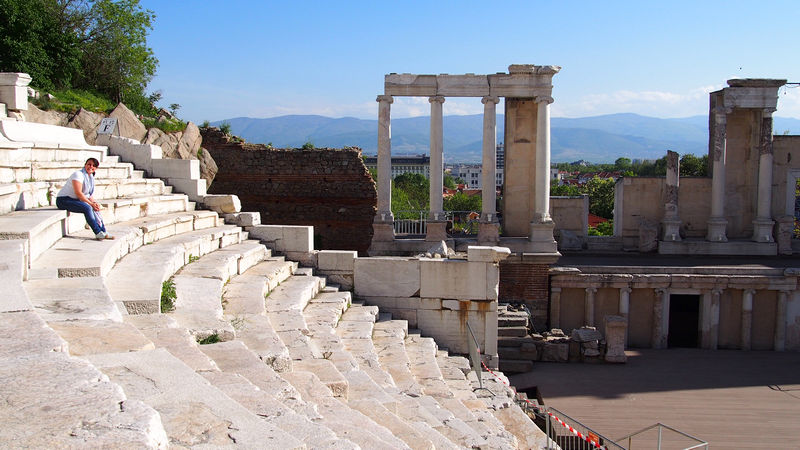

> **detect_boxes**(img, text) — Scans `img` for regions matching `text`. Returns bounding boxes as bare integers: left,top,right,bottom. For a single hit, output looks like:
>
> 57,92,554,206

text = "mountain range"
211,113,800,164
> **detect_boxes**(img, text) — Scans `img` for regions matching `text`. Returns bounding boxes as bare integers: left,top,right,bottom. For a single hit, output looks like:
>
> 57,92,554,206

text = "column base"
477,222,500,245
661,218,682,241
752,218,775,242
371,222,395,242
528,220,558,253
425,221,448,242
706,217,728,242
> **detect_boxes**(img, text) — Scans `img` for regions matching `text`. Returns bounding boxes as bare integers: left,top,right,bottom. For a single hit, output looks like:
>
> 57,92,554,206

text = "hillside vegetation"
0,0,159,116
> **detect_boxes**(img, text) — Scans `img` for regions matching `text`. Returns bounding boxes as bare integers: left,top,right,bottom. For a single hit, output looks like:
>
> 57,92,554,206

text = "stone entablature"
384,65,559,98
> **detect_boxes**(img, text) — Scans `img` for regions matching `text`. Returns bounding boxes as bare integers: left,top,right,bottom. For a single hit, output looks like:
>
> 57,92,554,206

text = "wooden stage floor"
508,348,800,449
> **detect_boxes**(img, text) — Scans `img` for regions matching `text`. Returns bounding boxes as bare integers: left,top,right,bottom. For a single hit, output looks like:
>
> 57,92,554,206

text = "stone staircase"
0,118,551,448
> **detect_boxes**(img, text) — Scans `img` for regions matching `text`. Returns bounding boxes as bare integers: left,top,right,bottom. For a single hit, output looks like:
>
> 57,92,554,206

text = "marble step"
124,314,219,372
87,348,303,448
498,325,529,337
266,275,325,360
288,369,412,449
223,257,296,316
106,225,245,314
232,314,293,373
30,161,136,182
202,370,356,449
30,210,220,279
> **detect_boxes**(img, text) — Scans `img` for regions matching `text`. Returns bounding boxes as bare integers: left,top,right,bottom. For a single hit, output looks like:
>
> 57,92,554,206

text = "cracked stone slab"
24,277,122,322
265,275,320,313
232,314,291,372
293,358,349,398
124,314,219,372
0,351,167,448
0,310,68,355
47,319,154,356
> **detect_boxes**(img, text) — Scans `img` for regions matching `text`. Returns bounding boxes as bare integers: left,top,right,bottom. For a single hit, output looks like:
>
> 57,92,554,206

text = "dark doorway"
668,294,700,348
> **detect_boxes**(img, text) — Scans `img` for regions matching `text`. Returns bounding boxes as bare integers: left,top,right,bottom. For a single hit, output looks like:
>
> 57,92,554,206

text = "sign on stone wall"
97,118,118,135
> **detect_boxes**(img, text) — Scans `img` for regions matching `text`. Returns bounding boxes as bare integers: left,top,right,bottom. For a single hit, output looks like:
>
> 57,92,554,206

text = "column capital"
744,288,756,296
711,287,724,297
481,95,500,105
376,94,393,104
428,95,445,104
654,287,668,296
763,107,777,117
535,95,554,105
585,287,598,294
620,286,632,294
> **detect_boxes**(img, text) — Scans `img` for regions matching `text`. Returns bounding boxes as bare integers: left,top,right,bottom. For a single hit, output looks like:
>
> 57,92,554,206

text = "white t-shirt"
57,169,95,199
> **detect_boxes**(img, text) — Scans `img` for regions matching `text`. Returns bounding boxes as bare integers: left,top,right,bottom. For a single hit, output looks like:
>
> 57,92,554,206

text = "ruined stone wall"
201,129,376,253
772,135,800,218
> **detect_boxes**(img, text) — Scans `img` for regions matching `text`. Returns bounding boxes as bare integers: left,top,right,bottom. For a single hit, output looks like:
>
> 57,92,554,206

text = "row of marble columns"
705,107,776,242
550,287,789,351
374,94,554,244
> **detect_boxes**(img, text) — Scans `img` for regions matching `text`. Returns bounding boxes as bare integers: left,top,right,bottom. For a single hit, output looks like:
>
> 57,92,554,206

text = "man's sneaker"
95,231,107,240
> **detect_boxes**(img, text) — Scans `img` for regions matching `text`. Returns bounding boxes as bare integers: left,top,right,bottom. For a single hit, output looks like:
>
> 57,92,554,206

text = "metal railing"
545,407,624,450
393,210,481,236
615,423,708,450
465,321,483,390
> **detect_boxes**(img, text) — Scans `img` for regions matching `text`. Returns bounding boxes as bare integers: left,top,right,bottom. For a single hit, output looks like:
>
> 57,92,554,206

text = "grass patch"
141,117,187,133
160,278,176,313
188,254,200,264
197,334,220,345
31,89,116,114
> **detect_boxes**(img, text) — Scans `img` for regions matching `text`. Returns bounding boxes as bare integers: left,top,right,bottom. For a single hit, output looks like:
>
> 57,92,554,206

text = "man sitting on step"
55,157,114,240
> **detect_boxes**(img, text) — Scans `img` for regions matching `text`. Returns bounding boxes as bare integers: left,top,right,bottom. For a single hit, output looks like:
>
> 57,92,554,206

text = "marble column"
652,288,669,349
550,287,562,329
707,107,730,242
372,95,395,242
662,150,682,241
585,287,597,327
478,96,500,245
701,288,721,350
753,108,776,242
775,290,789,351
619,286,632,346
529,96,557,252
426,95,447,241
741,289,755,351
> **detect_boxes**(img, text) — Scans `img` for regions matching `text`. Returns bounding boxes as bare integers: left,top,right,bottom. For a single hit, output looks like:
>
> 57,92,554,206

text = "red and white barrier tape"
480,361,606,450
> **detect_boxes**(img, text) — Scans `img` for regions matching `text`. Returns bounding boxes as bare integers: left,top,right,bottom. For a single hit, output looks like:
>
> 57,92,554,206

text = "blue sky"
139,0,800,124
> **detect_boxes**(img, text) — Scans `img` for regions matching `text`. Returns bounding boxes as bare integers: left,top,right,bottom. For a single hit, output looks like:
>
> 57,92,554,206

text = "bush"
219,121,231,135
141,117,187,133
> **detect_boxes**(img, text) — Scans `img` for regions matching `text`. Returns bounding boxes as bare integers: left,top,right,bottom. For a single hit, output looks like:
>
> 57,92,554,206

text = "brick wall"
201,129,377,253
499,261,550,330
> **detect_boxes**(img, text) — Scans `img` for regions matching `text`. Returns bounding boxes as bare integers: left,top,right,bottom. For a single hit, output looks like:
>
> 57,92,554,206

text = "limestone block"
419,259,493,300
570,326,602,342
224,212,261,227
109,103,147,142
557,229,584,251
384,73,437,96
437,74,490,96
0,72,32,110
540,341,569,362
354,257,420,298
151,158,199,179
317,250,357,272
25,103,68,126
167,177,206,202
638,219,659,252
604,315,628,363
202,194,241,214
248,224,313,253
467,245,511,263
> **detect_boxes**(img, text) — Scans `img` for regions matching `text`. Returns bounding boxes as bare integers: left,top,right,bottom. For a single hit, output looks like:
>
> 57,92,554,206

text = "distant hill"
211,113,800,163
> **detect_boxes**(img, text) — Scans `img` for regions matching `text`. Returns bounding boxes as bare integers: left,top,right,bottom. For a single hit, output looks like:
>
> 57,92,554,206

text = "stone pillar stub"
584,287,597,327
652,288,669,349
662,150,681,241
604,315,628,363
0,72,32,111
741,289,754,351
775,290,789,351
550,287,562,329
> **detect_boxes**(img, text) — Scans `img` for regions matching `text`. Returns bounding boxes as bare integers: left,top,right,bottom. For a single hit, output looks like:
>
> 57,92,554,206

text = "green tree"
444,192,481,211
0,0,82,91
584,176,616,219
391,173,429,215
680,153,708,177
76,0,158,104
614,157,632,171
443,173,457,189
